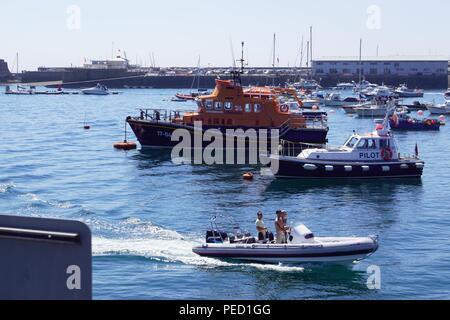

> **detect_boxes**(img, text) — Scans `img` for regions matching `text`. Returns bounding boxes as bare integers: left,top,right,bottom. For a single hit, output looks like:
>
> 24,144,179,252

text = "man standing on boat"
255,211,268,241
275,210,291,244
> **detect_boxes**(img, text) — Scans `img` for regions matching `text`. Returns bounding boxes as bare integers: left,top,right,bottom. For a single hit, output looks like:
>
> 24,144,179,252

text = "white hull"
355,107,388,117
193,236,378,265
82,90,109,95
428,105,450,115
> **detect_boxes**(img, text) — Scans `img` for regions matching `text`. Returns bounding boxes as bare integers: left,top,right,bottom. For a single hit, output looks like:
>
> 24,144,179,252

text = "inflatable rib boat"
193,224,378,264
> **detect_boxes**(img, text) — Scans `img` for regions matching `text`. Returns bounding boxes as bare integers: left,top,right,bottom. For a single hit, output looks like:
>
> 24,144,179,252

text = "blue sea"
1,88,449,300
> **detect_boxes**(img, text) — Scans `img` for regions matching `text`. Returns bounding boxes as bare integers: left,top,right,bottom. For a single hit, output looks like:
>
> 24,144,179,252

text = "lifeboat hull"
127,118,328,149
193,237,378,264
268,157,424,179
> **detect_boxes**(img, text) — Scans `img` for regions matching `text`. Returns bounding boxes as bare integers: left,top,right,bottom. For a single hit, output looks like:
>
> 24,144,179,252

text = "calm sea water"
1,87,449,300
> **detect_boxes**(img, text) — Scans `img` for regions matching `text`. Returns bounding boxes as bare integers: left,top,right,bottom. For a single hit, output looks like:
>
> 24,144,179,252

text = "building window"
315,69,324,74
329,68,338,74
384,69,391,74
370,68,378,75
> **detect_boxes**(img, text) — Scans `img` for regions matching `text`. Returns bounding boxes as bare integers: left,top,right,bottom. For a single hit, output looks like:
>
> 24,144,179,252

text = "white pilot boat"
193,220,378,264
81,83,110,95
263,108,425,179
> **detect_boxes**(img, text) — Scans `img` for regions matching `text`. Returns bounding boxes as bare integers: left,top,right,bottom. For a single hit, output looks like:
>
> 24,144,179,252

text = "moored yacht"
81,83,110,95
394,84,424,98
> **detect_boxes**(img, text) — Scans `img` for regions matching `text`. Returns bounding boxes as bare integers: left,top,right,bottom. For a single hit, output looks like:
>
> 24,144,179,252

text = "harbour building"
312,56,449,89
0,59,12,82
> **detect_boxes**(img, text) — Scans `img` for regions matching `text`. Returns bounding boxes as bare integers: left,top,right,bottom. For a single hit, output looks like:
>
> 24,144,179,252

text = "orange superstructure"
178,79,309,129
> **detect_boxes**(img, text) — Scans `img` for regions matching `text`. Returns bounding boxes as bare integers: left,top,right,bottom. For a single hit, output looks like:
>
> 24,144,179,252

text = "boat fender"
416,163,425,169
381,147,393,161
344,166,353,172
382,166,390,172
400,164,409,169
425,119,433,126
362,166,370,172
303,164,317,171
325,165,334,172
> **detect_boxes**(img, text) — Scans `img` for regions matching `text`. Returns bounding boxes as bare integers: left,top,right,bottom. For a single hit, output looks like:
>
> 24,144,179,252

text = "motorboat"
444,89,450,99
342,102,372,115
427,101,450,115
389,110,440,131
4,85,34,95
324,93,361,107
400,100,431,111
280,101,327,120
193,219,378,264
361,86,395,99
354,101,397,118
333,82,356,91
263,109,425,179
394,84,424,98
81,83,110,95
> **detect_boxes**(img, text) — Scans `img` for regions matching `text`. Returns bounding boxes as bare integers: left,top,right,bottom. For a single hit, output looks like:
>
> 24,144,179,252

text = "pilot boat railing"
278,140,326,157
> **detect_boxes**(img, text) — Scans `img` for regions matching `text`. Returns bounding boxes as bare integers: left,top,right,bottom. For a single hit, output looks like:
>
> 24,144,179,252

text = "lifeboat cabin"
127,78,329,149
268,123,425,179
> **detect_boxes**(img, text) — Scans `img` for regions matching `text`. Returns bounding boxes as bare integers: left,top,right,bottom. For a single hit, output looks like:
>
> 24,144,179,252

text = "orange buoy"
114,140,137,150
243,172,254,181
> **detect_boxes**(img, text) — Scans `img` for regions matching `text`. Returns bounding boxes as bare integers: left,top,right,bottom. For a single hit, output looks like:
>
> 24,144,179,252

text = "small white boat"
324,93,360,107
394,84,424,98
193,223,378,265
427,101,450,115
342,102,372,114
4,85,34,95
81,83,110,95
444,89,450,99
333,82,356,91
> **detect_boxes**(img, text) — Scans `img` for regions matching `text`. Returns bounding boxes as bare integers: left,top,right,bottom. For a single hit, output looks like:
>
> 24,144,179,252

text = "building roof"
313,55,450,62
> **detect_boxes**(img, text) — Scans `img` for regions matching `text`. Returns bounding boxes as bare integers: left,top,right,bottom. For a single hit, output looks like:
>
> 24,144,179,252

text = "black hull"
272,158,424,179
127,118,328,149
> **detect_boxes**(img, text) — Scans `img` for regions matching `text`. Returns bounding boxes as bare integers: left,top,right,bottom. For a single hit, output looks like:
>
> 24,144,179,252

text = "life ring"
381,147,393,161
280,104,289,113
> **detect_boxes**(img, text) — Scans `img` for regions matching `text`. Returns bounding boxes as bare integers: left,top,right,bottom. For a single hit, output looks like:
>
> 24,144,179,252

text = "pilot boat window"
205,100,213,109
224,102,233,110
357,139,377,149
214,102,223,110
245,103,252,113
380,139,391,148
345,137,359,148
254,104,262,113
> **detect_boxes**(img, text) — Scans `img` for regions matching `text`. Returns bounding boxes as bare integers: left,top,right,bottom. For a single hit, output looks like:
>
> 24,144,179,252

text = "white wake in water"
92,235,304,273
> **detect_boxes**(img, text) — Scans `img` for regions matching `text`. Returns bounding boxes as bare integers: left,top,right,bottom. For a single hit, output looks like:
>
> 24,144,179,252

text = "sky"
2,0,450,71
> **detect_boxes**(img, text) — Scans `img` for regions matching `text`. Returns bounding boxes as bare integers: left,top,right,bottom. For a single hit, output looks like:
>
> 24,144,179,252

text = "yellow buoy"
114,140,137,150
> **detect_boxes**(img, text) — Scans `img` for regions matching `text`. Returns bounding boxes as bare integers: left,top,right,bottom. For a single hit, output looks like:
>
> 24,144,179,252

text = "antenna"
310,26,313,67
230,39,236,70
272,33,276,86
359,38,363,86
300,35,304,68
238,41,246,74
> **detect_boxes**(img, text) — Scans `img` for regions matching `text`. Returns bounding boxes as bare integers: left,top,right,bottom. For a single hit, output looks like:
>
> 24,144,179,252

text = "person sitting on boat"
275,210,291,244
255,211,268,241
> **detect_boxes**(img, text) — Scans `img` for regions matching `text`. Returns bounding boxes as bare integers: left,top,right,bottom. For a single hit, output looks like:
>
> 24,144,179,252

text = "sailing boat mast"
359,38,363,86
272,33,276,86
300,35,304,68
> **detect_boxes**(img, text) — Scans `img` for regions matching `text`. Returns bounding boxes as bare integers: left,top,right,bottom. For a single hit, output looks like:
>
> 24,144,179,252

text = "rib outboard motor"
206,230,228,243
289,224,315,244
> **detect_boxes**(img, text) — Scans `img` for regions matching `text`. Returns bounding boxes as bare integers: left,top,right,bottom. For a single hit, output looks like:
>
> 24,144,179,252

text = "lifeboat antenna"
238,41,246,74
